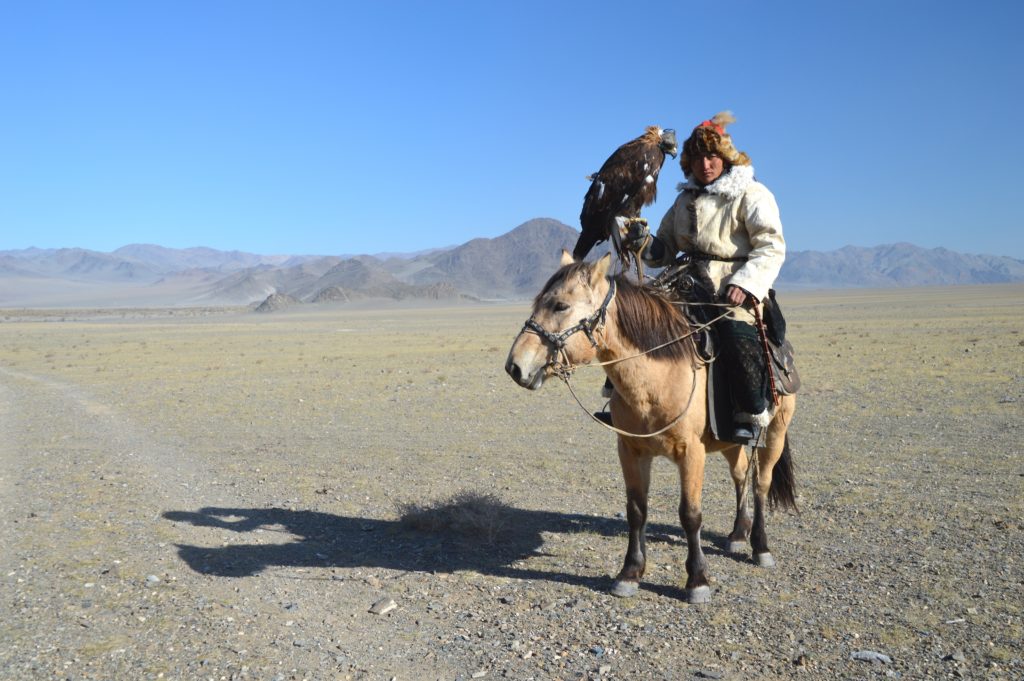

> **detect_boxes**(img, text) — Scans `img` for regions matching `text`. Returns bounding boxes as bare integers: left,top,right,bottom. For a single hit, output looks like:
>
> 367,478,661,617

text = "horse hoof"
727,540,747,554
686,585,712,604
754,552,776,568
610,580,639,598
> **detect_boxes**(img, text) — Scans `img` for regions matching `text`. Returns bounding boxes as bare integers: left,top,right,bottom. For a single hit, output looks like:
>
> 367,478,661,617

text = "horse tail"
767,434,798,513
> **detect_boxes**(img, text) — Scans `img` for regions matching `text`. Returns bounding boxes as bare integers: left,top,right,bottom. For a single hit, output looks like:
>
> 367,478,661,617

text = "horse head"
505,251,614,390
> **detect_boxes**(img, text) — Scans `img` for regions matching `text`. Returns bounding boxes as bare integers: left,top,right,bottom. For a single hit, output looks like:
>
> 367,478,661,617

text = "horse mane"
612,274,694,362
533,263,694,362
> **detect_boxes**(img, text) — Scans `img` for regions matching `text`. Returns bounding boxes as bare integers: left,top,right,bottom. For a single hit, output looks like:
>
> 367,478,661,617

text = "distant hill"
2,222,1022,308
188,257,344,305
0,247,164,283
112,244,310,272
777,243,1024,288
402,218,580,299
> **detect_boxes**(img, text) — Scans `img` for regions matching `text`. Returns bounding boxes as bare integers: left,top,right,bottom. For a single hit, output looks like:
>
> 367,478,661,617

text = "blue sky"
1,1,1021,258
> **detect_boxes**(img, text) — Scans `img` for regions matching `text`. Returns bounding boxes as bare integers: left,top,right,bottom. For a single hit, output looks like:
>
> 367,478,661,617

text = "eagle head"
659,128,678,159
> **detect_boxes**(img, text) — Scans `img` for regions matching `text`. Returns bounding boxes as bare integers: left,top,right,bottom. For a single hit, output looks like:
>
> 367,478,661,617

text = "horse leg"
750,400,796,568
722,445,752,553
610,443,651,598
750,445,779,568
678,449,712,603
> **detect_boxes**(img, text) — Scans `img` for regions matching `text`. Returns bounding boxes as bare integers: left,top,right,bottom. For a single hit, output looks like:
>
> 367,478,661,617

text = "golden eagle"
573,125,678,261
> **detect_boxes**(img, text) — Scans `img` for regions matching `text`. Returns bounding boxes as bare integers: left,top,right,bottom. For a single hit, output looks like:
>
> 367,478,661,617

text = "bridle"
519,278,617,374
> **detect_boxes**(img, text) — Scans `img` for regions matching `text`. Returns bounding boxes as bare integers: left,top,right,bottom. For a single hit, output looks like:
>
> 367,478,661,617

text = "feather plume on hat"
680,110,750,177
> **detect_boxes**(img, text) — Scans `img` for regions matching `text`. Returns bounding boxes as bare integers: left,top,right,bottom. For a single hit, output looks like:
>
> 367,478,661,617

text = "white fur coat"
653,165,785,302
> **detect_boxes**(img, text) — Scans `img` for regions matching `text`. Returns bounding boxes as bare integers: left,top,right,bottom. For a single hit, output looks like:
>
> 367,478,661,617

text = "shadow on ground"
164,498,738,598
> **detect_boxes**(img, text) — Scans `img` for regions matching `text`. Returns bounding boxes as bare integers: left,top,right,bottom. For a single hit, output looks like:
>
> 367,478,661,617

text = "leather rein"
517,276,704,439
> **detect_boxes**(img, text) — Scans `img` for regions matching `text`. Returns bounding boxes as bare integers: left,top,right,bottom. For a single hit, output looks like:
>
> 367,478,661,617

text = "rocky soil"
1,285,1022,680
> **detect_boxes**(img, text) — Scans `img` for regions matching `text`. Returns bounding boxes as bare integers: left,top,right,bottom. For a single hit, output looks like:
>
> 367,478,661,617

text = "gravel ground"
1,285,1022,680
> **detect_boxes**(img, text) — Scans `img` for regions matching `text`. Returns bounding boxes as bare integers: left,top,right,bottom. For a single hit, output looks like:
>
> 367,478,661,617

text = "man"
631,111,785,443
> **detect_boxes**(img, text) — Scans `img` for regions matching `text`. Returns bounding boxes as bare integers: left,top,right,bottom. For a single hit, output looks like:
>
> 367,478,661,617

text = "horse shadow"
163,498,739,599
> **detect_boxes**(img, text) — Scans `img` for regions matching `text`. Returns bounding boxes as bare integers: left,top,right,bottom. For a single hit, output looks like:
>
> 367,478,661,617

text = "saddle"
652,258,799,396
651,260,800,443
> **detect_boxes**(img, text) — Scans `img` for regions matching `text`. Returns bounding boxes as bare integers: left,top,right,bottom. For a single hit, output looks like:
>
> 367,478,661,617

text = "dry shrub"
397,491,509,544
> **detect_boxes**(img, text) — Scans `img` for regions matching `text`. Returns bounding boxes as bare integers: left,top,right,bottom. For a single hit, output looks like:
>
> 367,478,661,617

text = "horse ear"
590,253,612,286
559,249,575,267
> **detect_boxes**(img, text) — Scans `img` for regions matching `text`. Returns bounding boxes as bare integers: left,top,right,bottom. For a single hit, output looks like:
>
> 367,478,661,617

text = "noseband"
520,278,617,368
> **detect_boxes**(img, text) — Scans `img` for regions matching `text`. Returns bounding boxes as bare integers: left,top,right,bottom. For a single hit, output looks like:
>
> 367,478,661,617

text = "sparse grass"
397,491,511,544
818,623,838,641
707,606,737,627
877,623,918,649
77,635,133,657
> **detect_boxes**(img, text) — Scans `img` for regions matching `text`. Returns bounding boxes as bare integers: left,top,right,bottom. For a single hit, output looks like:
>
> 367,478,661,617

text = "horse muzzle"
505,355,546,390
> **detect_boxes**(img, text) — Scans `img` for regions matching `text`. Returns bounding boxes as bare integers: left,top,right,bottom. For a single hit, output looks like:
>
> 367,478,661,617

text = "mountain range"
2,218,1022,308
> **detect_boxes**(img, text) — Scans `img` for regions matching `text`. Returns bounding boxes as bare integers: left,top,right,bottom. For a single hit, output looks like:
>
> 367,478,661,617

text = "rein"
567,369,699,439
587,305,731,370
519,276,724,438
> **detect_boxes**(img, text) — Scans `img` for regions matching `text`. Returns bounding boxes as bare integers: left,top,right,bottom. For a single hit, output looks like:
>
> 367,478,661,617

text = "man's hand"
725,285,753,306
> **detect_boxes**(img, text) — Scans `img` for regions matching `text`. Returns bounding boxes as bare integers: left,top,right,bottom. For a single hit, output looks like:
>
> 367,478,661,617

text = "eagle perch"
573,126,678,261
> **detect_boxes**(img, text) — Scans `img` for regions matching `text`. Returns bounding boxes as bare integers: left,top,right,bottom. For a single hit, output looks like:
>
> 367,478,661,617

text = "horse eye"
553,301,570,313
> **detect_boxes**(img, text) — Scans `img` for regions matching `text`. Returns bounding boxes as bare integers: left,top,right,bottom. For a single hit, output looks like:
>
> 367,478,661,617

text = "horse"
504,251,797,603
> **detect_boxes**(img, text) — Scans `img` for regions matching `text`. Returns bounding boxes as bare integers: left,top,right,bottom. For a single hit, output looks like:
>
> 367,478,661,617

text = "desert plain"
1,284,1022,680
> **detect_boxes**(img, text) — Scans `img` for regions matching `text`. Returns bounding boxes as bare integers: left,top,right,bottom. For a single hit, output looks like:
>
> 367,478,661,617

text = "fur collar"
678,164,756,199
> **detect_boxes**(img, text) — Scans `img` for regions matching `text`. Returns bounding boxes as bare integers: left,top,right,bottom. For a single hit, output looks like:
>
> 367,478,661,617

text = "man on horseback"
627,111,786,444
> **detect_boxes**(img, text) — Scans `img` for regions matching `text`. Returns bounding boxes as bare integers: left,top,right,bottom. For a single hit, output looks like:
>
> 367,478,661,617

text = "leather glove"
620,218,650,252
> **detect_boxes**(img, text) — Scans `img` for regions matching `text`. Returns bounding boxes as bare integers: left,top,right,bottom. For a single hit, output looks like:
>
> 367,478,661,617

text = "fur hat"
680,111,751,177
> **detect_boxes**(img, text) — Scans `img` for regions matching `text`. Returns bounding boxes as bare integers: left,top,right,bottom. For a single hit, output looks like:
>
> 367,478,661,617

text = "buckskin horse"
505,252,797,603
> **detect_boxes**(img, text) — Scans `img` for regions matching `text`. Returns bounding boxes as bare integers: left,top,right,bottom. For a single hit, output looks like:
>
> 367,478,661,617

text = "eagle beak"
661,129,678,158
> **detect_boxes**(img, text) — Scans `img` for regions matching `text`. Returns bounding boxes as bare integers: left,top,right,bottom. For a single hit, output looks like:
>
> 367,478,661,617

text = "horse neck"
597,301,697,405
594,303,631,363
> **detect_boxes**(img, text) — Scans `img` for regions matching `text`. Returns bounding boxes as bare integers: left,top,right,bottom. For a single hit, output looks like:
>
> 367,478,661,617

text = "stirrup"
593,411,613,426
601,377,614,398
727,424,760,446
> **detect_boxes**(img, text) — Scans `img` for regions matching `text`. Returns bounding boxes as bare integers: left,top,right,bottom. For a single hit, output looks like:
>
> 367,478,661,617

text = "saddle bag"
769,338,800,395
763,288,786,346
761,289,799,395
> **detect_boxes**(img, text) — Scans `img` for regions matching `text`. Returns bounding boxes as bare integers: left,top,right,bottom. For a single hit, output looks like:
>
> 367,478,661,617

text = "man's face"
690,154,725,186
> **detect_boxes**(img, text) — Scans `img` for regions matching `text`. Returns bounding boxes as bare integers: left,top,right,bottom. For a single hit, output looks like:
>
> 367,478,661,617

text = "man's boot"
718,321,771,444
592,377,614,425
